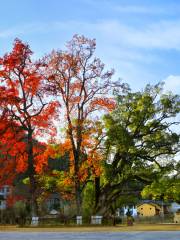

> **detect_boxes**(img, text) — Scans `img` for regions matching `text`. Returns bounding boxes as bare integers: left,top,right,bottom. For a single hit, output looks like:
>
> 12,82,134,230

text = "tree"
0,39,57,216
142,161,180,202
0,84,26,185
96,83,180,214
44,35,117,214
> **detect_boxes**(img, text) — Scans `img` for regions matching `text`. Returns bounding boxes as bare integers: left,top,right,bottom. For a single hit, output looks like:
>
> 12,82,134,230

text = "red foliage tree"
0,39,58,216
44,35,118,214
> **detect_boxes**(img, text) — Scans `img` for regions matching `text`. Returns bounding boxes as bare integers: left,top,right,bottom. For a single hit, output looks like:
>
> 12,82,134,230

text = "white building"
170,202,180,213
0,185,11,210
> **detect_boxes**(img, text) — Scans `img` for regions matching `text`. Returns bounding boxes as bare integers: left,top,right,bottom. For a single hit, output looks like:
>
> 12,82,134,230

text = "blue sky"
0,0,180,93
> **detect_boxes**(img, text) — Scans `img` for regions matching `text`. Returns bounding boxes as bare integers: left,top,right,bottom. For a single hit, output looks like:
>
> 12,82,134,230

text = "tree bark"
27,130,38,217
75,179,82,215
95,177,100,210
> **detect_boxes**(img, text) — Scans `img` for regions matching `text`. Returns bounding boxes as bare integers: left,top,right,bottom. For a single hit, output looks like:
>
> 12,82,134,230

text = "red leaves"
44,35,116,185
6,194,25,208
0,39,58,188
0,35,119,208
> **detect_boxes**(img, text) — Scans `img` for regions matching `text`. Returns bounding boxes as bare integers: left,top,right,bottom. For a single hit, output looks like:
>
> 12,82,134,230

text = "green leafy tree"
95,83,180,214
142,161,180,202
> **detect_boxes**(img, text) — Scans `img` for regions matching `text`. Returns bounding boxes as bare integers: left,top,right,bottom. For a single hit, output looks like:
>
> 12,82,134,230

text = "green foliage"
38,170,73,194
22,177,30,185
13,200,27,217
82,182,95,217
142,176,180,202
96,82,180,214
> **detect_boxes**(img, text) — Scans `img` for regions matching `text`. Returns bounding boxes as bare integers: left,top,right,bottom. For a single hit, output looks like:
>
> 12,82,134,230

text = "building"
137,200,170,217
0,185,11,209
46,193,61,211
116,206,137,217
174,209,180,223
169,202,180,213
0,195,6,210
137,203,161,216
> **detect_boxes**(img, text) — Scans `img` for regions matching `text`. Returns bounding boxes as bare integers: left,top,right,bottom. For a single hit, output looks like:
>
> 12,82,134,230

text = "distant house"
48,154,69,172
46,193,61,211
116,206,137,217
0,195,6,210
137,203,161,216
174,209,180,223
44,156,70,212
137,200,170,217
169,202,180,213
0,185,11,209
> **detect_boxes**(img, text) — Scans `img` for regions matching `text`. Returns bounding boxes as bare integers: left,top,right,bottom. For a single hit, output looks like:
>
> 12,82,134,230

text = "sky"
0,0,180,93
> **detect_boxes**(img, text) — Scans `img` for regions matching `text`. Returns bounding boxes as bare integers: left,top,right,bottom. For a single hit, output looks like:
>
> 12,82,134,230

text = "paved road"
0,231,180,240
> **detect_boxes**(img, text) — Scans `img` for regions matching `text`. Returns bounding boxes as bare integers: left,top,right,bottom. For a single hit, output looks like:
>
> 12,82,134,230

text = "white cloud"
162,75,180,136
1,20,180,90
163,75,180,94
2,19,180,50
52,19,180,51
91,20,180,50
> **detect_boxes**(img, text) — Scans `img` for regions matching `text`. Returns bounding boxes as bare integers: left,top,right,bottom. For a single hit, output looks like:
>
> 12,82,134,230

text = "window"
150,208,152,210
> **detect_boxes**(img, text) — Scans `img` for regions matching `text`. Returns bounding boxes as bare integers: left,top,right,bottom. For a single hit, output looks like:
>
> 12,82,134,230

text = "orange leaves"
0,126,27,176
0,39,59,191
63,177,74,186
0,39,57,139
16,153,28,173
90,97,116,112
45,35,115,118
1,39,32,72
0,35,120,208
32,101,59,136
44,35,115,188
24,74,42,96
0,39,58,135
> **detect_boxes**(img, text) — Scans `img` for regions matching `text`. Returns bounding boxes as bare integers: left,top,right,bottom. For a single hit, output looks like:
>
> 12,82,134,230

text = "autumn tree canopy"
44,35,119,214
0,36,179,220
0,39,58,216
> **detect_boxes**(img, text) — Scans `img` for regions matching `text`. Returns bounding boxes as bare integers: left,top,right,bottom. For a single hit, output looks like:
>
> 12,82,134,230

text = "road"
0,231,180,240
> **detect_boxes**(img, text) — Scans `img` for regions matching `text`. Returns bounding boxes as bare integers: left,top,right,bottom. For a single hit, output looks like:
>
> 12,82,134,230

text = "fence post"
76,216,82,225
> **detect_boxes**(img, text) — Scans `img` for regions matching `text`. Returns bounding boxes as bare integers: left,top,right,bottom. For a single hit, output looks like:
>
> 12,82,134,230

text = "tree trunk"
95,177,100,209
29,175,38,217
75,179,82,215
27,130,38,217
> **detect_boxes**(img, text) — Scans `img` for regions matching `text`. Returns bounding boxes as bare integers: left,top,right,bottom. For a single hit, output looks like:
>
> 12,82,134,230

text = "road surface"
0,231,180,240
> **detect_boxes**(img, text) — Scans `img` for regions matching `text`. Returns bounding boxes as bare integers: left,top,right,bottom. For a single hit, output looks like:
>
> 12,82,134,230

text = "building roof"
138,200,170,206
137,202,161,209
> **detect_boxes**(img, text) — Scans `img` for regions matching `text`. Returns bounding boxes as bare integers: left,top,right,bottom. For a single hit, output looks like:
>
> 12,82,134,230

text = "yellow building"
137,203,162,217
174,210,180,223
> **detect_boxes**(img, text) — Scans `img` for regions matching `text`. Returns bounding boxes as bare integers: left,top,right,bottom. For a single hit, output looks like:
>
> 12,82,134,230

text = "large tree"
44,35,117,214
96,83,180,214
0,39,57,216
142,160,180,202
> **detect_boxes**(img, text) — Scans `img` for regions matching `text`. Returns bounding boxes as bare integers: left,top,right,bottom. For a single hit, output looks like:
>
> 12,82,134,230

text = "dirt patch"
0,224,180,232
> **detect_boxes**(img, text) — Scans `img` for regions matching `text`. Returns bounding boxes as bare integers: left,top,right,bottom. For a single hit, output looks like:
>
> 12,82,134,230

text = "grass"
0,224,180,232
